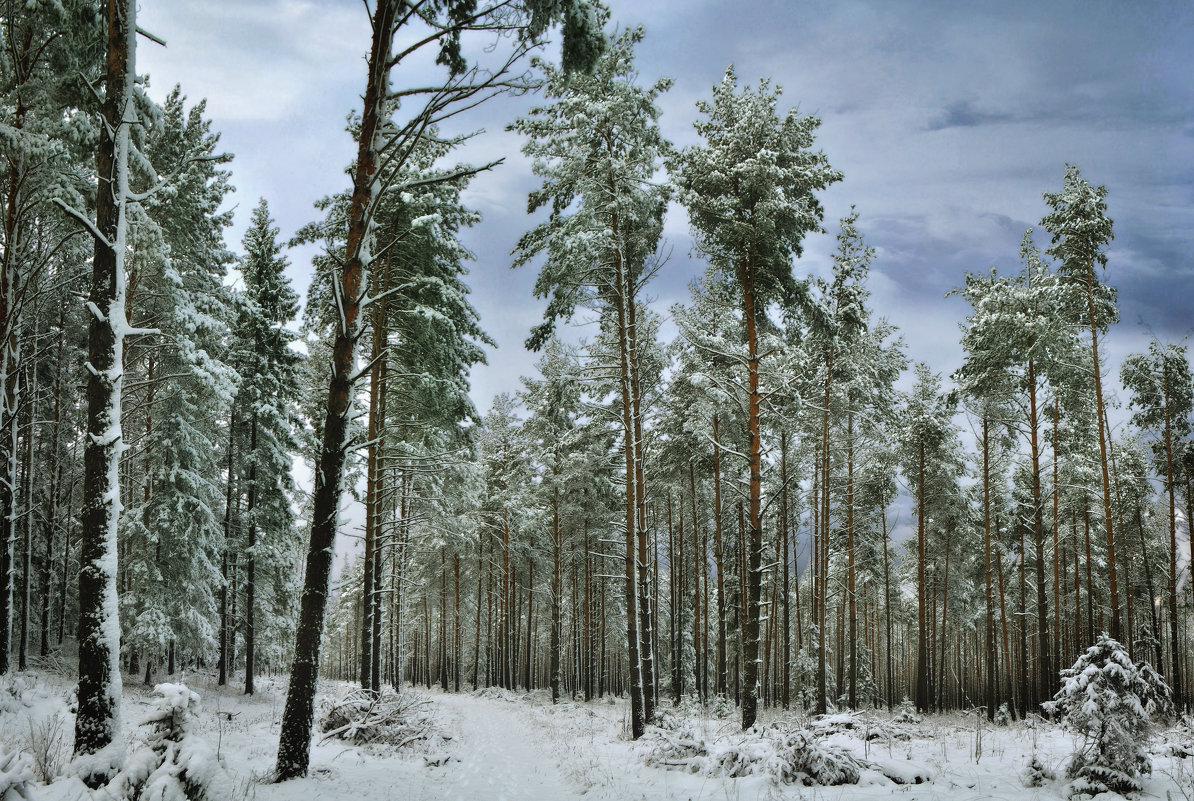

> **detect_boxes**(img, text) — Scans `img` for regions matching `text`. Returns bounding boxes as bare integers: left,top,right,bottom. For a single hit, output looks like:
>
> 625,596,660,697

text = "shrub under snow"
102,683,232,801
1046,633,1172,797
0,744,34,801
642,723,863,786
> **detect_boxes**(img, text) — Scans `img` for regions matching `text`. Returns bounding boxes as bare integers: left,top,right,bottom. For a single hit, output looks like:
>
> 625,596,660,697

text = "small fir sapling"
1046,634,1173,797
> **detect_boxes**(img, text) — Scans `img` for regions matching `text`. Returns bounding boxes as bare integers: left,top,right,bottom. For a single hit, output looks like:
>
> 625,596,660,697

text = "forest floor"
4,662,1194,800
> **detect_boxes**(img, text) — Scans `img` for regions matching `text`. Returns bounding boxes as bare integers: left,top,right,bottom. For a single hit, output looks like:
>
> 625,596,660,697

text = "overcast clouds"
136,0,1194,415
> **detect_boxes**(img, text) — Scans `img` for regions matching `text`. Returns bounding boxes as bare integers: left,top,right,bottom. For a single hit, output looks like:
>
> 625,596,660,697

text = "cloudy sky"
137,0,1194,418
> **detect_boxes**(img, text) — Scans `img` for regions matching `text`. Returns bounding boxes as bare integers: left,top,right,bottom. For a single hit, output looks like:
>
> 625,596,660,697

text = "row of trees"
319,30,1194,736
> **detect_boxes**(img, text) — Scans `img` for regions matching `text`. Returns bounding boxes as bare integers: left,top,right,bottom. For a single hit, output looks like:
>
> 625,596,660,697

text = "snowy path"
422,693,583,801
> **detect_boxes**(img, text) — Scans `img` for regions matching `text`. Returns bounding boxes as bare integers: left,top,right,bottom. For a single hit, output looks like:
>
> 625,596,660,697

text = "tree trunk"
551,487,562,703
218,409,236,686
1161,365,1183,706
915,441,929,712
275,0,396,780
846,411,857,709
711,420,728,699
739,252,764,730
982,418,997,721
75,0,135,762
245,411,258,695
610,209,644,737
1026,357,1051,708
780,431,791,710
1084,270,1120,641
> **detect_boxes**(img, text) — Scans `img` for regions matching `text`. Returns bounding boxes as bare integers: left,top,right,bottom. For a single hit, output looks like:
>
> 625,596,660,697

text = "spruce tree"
234,198,301,696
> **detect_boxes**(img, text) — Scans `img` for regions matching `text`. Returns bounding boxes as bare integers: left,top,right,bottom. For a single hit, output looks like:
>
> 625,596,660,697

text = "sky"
135,0,1194,422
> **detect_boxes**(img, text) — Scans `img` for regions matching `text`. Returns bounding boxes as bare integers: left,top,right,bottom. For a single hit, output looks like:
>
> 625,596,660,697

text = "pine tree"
1040,165,1121,642
672,66,841,729
511,21,672,736
1121,340,1192,708
120,87,237,687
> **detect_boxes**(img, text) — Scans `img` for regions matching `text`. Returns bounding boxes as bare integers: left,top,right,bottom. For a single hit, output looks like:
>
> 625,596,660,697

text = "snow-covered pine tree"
232,198,301,696
1048,633,1172,796
1121,340,1192,709
510,20,672,737
671,66,842,730
1040,166,1121,643
120,87,236,686
520,340,584,704
66,0,144,767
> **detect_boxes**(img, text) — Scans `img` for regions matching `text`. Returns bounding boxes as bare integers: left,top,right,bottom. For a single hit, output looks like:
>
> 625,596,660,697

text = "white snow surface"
3,667,1194,801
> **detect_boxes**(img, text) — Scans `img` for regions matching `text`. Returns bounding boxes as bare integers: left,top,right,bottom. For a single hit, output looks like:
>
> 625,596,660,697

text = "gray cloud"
132,0,1194,417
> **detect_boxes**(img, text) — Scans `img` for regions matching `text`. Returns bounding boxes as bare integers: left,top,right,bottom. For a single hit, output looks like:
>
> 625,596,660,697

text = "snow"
4,668,1194,801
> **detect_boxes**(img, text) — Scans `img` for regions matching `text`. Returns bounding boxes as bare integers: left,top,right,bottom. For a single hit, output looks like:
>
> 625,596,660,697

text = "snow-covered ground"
3,664,1193,801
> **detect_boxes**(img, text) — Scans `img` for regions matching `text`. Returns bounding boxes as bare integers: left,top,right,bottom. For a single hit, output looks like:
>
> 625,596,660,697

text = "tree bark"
75,0,135,762
739,252,764,730
275,0,395,780
244,411,258,695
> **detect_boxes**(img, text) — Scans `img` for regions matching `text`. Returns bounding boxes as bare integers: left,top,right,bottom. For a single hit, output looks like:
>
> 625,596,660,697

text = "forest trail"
428,692,584,801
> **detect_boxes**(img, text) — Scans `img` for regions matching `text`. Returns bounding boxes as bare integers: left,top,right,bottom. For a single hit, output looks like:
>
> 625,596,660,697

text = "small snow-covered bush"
994,703,1010,726
1046,634,1171,797
1020,754,1056,788
642,724,863,786
895,697,920,724
103,683,232,801
0,744,34,801
319,688,445,751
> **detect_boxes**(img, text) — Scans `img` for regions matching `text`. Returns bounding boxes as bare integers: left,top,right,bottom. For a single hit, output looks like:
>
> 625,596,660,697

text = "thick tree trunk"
75,0,135,763
739,254,764,730
275,0,395,780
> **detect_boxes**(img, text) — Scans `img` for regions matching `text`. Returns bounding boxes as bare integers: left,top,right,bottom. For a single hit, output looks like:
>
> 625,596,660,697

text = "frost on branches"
1046,633,1172,797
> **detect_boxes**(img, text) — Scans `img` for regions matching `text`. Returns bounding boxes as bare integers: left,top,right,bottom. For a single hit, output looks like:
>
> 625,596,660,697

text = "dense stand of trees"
2,0,1192,789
